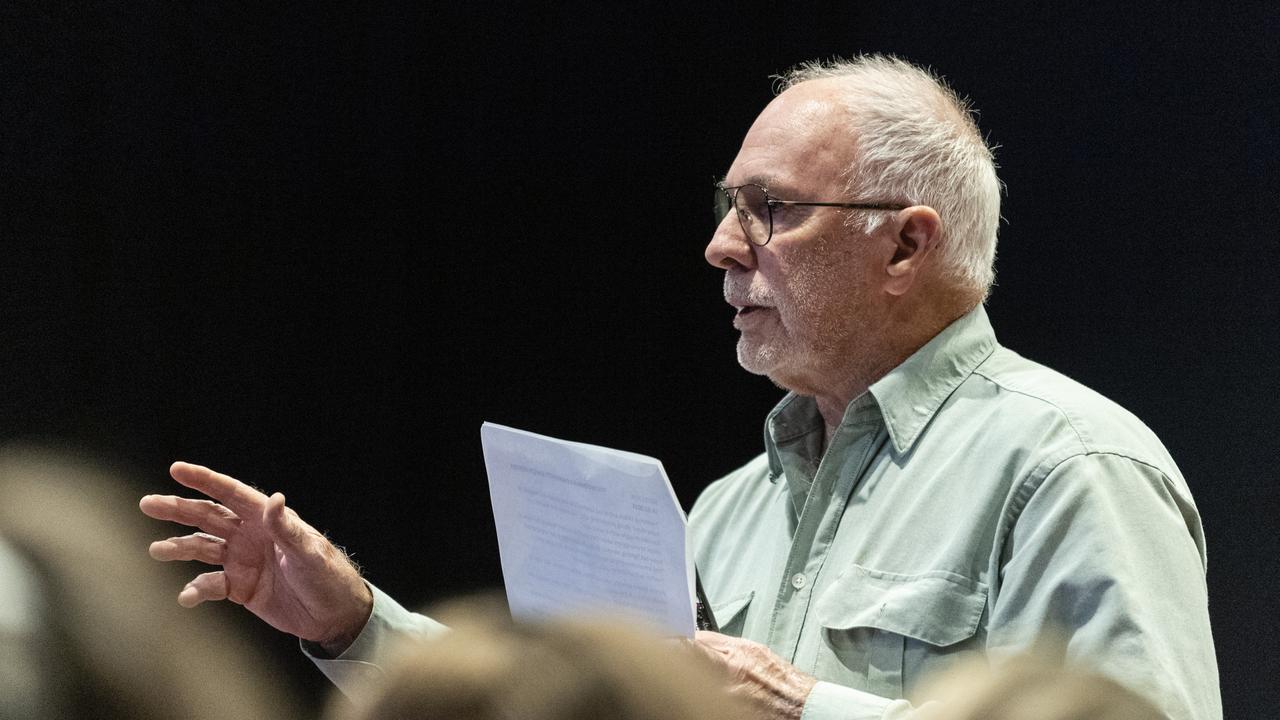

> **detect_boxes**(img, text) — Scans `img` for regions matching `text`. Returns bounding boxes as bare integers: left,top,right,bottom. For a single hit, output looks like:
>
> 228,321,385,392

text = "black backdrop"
4,2,1277,717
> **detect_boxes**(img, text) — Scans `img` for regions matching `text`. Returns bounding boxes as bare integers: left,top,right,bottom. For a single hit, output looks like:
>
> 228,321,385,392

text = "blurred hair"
0,444,298,720
915,651,1164,720
777,55,1002,300
326,594,744,720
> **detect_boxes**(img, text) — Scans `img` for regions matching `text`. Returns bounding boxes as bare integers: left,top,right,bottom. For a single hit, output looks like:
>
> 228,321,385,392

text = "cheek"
777,253,854,316
763,232,868,324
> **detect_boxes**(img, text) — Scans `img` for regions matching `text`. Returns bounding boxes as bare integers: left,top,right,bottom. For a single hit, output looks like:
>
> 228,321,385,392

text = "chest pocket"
709,590,754,638
813,565,987,699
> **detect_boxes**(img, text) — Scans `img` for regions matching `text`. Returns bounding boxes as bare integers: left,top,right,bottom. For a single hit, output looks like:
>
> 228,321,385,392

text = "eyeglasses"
714,181,907,246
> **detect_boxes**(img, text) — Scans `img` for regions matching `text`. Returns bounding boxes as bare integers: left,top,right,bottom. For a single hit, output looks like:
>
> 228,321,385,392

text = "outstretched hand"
140,461,373,654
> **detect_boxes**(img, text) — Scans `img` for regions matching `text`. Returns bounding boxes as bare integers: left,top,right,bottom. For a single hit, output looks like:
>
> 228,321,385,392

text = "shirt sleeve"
986,452,1221,720
800,681,924,720
301,582,448,700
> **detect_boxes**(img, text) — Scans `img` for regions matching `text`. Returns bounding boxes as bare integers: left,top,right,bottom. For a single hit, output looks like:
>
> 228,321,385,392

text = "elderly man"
140,56,1220,719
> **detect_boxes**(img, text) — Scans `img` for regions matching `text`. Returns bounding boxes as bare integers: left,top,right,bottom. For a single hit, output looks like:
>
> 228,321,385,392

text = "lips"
728,297,772,314
726,290,773,322
731,304,773,327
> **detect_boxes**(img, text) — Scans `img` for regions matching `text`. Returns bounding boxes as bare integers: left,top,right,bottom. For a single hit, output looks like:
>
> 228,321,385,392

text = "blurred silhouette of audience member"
324,594,744,720
915,648,1164,720
0,444,299,720
0,531,47,719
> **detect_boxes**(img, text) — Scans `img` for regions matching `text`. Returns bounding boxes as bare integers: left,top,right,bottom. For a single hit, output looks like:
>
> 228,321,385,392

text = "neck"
811,298,974,444
812,351,905,445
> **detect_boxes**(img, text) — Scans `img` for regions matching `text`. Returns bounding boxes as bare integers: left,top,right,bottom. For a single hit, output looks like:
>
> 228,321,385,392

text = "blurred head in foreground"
917,651,1164,720
0,444,296,720
327,596,743,720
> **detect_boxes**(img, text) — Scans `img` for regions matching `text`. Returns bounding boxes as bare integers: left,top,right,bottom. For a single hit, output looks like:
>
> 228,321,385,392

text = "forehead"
725,79,854,193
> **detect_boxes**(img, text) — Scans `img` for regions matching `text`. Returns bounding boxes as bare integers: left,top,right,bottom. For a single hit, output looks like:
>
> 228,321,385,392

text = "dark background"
3,2,1276,716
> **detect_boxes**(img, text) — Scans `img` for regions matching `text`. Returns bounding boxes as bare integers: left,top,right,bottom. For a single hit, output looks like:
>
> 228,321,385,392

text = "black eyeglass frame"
714,181,908,246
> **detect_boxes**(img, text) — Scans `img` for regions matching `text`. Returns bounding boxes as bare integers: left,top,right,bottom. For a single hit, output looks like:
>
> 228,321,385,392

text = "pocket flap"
814,566,986,647
710,590,754,627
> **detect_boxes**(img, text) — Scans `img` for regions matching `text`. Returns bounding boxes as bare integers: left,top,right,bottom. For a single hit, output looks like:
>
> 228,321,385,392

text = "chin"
737,339,790,378
737,339,826,396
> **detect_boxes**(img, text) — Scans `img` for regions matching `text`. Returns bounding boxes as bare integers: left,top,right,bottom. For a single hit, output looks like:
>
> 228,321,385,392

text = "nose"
704,213,757,271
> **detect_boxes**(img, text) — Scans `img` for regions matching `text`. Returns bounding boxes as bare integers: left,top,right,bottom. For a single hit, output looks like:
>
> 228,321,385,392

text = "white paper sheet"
481,422,696,638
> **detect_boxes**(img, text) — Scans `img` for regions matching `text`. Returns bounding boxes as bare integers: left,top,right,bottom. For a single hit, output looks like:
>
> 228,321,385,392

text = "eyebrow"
719,173,783,191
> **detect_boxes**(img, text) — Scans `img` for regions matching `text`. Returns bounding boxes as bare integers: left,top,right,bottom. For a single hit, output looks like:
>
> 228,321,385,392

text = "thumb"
264,492,309,551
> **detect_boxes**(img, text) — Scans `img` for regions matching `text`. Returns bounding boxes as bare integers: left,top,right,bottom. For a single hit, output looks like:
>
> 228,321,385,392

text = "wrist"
317,583,374,657
786,672,819,720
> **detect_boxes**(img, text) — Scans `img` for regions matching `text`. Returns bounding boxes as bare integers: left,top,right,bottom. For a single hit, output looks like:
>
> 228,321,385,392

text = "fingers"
169,461,265,517
264,492,313,553
139,494,241,536
149,533,227,565
178,571,229,608
689,635,732,668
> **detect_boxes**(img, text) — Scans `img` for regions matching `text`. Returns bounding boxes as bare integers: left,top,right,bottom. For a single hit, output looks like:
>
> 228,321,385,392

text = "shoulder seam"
998,449,1175,562
971,365,1093,452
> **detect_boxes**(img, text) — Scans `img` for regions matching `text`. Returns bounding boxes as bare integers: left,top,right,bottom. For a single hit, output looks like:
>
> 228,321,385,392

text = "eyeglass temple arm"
771,200,907,211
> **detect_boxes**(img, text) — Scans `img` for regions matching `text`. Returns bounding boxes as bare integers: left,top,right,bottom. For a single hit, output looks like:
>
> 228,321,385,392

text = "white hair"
776,55,1003,298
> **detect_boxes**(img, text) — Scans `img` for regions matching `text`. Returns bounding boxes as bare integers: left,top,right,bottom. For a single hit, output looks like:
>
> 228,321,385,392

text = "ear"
883,206,942,296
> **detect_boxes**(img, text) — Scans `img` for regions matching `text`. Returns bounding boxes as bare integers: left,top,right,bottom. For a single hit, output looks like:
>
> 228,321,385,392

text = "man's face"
705,80,883,396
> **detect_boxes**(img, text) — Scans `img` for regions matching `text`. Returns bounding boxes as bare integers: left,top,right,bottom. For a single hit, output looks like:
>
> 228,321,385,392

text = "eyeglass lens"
714,184,771,245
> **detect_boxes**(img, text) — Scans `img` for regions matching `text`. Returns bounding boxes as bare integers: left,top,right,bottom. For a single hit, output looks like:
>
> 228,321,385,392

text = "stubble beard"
736,331,782,378
735,305,867,393
732,249,873,394
726,277,785,377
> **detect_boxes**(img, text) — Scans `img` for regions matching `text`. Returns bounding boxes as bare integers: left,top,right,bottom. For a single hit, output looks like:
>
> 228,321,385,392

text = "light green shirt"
689,304,1220,719
310,305,1220,719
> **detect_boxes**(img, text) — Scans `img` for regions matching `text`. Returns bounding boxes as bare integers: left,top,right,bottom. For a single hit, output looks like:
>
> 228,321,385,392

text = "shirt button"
790,573,807,590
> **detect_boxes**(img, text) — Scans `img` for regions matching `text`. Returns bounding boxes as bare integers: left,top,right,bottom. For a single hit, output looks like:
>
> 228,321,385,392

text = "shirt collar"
869,303,998,455
764,304,998,479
